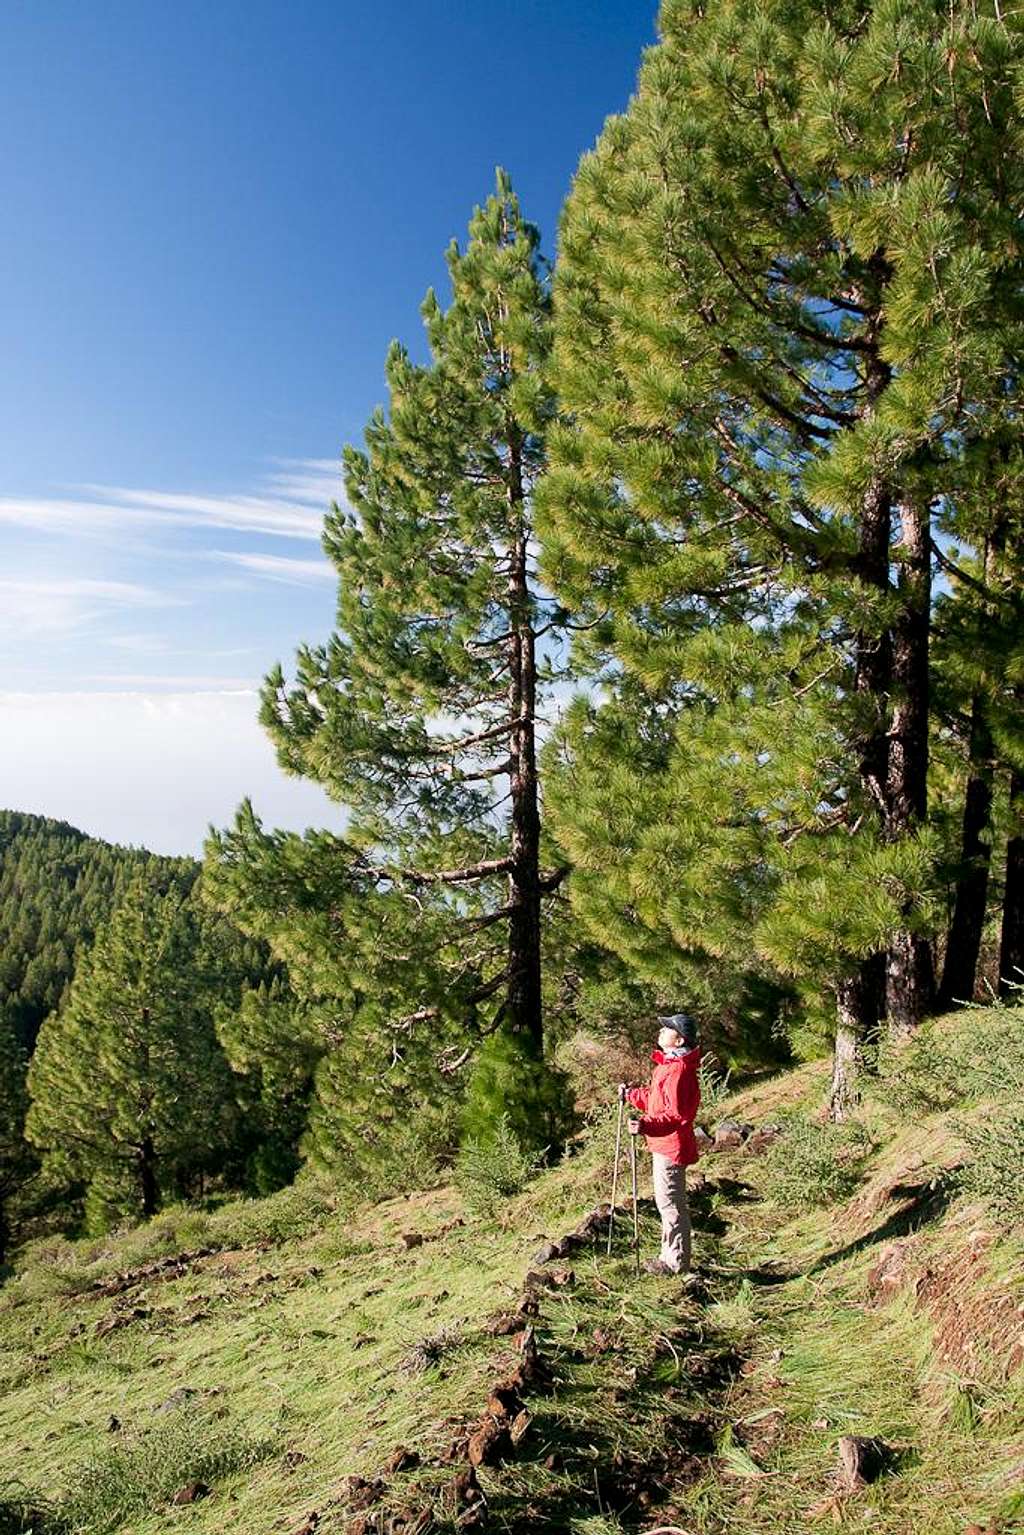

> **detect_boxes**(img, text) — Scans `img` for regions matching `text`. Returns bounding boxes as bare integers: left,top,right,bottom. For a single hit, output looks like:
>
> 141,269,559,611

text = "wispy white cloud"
100,633,255,657
0,577,177,636
212,550,336,585
264,458,346,506
0,459,345,544
84,674,260,689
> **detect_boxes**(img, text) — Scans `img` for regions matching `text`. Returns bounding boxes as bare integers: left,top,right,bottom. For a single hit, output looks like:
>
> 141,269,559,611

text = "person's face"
657,1025,684,1052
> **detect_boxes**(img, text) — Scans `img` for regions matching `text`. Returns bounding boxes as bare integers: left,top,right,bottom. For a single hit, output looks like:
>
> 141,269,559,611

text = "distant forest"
0,811,298,1256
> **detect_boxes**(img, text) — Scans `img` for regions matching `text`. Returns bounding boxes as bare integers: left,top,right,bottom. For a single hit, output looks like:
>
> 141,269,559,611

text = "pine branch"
360,854,515,887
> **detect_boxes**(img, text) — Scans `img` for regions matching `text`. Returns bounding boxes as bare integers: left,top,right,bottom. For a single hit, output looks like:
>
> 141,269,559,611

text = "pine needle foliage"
207,172,571,1164
25,878,240,1231
539,0,1024,1090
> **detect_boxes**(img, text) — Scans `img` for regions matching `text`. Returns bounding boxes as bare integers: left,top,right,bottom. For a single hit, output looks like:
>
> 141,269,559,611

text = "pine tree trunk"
505,444,543,1049
939,696,994,1009
885,497,934,1034
138,1137,158,1218
830,955,885,1119
999,766,1024,996
829,976,859,1123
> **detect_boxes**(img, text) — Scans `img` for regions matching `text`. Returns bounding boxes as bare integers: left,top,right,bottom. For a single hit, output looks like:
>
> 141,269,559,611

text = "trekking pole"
607,1086,625,1256
629,1128,641,1276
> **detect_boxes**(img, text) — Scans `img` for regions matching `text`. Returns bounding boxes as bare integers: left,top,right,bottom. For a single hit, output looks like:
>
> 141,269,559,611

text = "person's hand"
627,1118,641,1136
617,1082,628,1104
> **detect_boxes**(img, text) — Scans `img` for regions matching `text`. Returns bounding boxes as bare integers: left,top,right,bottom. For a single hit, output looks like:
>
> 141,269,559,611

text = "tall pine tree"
26,879,239,1230
539,0,1024,1110
207,173,570,1156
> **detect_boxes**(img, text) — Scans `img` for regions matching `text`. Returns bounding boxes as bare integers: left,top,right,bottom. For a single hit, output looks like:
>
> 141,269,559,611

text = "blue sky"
0,1,655,854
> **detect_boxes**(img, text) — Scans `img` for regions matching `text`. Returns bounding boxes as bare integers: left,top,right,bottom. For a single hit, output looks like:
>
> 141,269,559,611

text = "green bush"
461,1028,574,1156
455,1113,545,1216
874,1003,1024,1117
957,1105,1024,1228
202,1175,340,1248
697,1051,733,1113
761,1114,874,1210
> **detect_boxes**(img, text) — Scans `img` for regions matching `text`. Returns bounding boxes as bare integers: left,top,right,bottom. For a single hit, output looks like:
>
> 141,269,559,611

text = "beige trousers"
652,1153,691,1273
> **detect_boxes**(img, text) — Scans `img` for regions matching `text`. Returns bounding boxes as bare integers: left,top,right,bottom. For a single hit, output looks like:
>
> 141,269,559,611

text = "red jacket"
627,1047,702,1166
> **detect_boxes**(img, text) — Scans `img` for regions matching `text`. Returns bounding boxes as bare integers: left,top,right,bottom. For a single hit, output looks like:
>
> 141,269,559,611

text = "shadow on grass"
807,1167,961,1276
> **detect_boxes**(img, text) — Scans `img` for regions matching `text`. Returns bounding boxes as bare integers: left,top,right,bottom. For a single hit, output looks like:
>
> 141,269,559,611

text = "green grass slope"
2,1003,1023,1535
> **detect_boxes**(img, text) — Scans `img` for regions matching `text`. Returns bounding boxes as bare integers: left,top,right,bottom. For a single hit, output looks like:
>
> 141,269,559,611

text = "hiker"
621,1013,702,1277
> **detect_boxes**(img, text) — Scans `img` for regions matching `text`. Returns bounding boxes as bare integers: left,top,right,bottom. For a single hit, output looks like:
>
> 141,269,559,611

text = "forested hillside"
0,811,191,1054
0,814,293,1258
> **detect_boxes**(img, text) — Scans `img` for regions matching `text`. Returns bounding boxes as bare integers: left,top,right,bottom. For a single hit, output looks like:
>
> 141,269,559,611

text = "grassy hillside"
2,1004,1022,1535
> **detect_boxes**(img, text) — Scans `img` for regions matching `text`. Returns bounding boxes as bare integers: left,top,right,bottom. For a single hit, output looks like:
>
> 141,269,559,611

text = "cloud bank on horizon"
0,459,343,853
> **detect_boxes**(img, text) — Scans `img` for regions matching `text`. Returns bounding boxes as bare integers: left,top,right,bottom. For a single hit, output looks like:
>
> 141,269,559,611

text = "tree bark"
999,766,1024,996
938,695,994,1009
505,439,543,1049
885,496,934,1034
138,1137,158,1218
830,964,880,1122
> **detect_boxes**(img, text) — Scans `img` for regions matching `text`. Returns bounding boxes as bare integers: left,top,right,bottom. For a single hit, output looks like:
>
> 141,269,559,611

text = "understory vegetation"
1,1003,1022,1535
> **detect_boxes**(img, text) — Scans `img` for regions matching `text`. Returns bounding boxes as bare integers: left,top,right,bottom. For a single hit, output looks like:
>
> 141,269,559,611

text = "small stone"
154,1385,197,1413
714,1120,754,1151
837,1434,891,1490
106,1415,121,1432
532,1241,561,1264
383,1446,420,1474
401,1233,424,1250
468,1415,511,1466
486,1382,524,1421
171,1481,209,1505
509,1408,531,1447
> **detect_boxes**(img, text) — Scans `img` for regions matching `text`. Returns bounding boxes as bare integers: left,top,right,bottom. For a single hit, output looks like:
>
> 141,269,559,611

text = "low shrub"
455,1113,545,1216
957,1104,1024,1228
203,1175,340,1248
697,1050,733,1113
761,1114,874,1210
461,1028,574,1156
874,1002,1024,1117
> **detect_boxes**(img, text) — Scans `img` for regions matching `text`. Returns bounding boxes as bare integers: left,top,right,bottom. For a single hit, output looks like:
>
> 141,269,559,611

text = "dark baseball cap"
657,1012,698,1045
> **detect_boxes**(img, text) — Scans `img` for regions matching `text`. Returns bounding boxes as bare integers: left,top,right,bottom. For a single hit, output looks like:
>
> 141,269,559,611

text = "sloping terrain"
2,1005,1022,1535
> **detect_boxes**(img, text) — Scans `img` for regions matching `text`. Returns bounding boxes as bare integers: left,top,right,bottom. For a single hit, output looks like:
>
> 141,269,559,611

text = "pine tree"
214,977,319,1192
0,1020,34,1263
933,439,1024,1006
25,879,239,1230
539,0,1024,1110
207,173,569,1154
